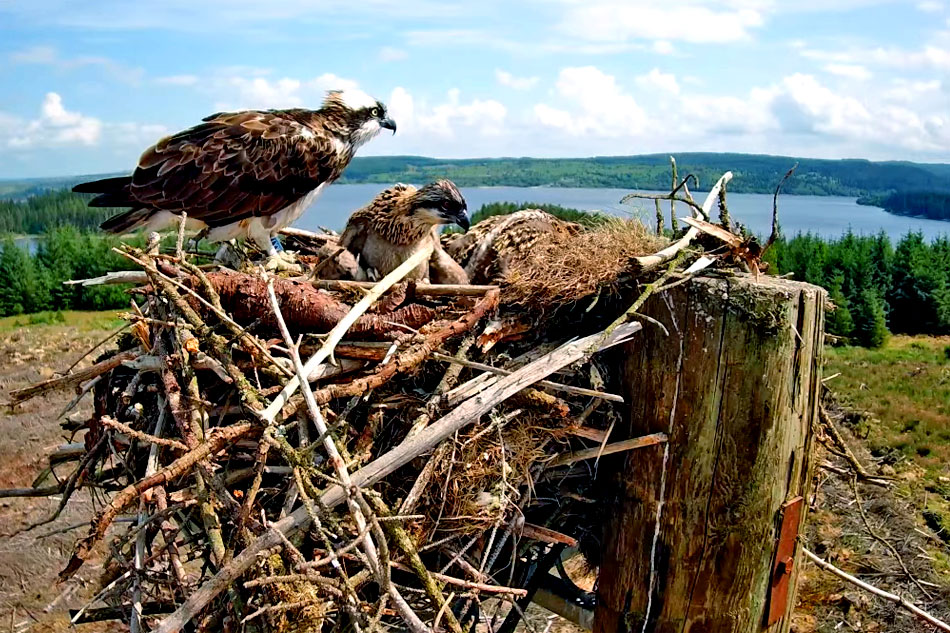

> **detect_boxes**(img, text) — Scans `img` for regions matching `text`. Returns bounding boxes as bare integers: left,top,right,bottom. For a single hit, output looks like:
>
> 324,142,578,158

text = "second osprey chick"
340,180,470,282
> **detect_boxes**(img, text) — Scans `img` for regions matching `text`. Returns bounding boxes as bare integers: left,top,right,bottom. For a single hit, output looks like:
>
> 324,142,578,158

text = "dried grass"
502,217,669,307
424,410,571,534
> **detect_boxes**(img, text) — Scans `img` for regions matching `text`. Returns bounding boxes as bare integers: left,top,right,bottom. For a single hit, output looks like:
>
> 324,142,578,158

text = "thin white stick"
260,243,433,424
129,399,167,633
631,172,733,274
65,270,148,286
175,212,188,260
802,548,950,632
265,277,424,633
429,352,624,402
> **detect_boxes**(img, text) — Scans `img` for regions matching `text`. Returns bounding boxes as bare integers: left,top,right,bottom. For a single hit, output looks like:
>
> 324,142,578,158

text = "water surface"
297,184,950,241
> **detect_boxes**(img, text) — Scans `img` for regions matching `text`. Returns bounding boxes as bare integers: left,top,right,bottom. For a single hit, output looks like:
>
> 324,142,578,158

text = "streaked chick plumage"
340,180,470,282
441,209,582,284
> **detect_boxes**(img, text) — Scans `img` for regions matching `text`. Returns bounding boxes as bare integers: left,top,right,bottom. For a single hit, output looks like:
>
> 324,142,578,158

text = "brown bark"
191,272,437,335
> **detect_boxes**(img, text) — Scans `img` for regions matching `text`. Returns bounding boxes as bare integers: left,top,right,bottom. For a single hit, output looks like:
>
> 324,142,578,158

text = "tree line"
0,228,139,317
857,190,950,222
2,199,949,350
0,190,108,234
7,152,950,208
767,231,950,346
339,153,949,196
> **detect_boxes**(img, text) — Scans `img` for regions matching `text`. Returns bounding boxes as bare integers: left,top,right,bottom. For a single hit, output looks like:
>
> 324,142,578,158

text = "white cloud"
155,74,200,86
557,2,765,44
222,77,304,108
680,90,776,136
212,72,362,110
495,69,539,90
0,0,465,33
635,68,680,94
917,0,943,11
652,40,675,55
379,46,408,62
377,86,508,156
533,104,575,131
416,89,507,137
883,78,942,104
534,66,647,137
523,64,950,158
762,73,950,153
771,73,872,137
0,93,171,158
387,87,415,130
802,44,950,71
5,93,102,148
823,63,872,80
9,45,58,64
109,122,170,146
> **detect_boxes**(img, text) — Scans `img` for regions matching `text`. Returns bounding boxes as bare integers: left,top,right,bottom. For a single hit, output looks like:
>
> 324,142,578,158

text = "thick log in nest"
180,270,440,335
5,170,788,633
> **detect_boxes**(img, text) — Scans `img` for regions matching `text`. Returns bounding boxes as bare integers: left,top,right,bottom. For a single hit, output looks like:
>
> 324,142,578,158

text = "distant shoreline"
6,151,950,201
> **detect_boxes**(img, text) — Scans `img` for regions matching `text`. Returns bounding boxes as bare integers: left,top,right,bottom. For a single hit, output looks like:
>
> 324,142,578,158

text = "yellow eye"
371,108,379,117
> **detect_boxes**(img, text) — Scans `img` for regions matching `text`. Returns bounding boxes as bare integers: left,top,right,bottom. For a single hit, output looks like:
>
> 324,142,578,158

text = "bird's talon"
264,253,303,273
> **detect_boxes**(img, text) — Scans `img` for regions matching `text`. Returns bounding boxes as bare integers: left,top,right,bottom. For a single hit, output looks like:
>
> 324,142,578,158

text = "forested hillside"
337,153,949,195
0,190,106,234
767,231,950,346
4,152,949,202
857,190,950,221
0,228,139,316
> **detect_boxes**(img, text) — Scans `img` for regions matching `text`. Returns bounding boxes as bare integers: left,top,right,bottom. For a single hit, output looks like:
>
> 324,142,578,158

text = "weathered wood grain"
594,274,825,633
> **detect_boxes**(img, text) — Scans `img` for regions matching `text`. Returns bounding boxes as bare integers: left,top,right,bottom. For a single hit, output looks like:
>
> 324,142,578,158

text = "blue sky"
1,0,950,178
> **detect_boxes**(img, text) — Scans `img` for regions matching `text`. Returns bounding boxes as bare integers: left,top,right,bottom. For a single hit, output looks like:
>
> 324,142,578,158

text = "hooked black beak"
455,210,470,232
380,117,397,134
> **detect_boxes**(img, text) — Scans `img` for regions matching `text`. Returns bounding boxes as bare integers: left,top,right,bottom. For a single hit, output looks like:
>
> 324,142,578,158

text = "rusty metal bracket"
767,495,804,625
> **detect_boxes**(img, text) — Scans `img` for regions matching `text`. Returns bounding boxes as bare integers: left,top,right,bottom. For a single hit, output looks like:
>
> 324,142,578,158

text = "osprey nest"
9,171,778,632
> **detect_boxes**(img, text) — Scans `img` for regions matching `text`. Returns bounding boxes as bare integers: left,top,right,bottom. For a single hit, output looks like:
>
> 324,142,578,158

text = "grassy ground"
0,310,123,633
825,335,950,547
0,309,124,333
790,334,950,633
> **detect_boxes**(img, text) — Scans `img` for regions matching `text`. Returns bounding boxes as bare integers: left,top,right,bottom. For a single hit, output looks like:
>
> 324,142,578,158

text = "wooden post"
594,274,825,633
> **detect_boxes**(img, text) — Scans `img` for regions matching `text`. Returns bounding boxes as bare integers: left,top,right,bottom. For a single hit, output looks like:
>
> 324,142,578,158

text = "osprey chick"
442,209,582,283
74,90,395,266
340,180,470,282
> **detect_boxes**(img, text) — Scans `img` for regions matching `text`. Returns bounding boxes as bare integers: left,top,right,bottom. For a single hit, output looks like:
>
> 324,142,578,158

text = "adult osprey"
74,90,396,265
340,180,470,282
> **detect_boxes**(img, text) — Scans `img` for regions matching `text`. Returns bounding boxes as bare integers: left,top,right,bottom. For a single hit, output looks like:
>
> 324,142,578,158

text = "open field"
825,335,950,546
793,336,950,632
0,311,123,632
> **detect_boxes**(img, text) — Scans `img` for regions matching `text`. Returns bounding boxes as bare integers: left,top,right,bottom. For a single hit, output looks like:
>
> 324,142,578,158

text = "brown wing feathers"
78,110,345,229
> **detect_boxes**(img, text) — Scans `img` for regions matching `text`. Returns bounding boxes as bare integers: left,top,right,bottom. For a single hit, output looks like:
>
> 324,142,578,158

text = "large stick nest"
9,175,765,633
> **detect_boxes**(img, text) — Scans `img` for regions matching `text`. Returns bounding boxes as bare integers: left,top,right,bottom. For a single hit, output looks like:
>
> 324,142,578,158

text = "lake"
296,184,950,242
